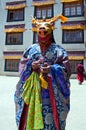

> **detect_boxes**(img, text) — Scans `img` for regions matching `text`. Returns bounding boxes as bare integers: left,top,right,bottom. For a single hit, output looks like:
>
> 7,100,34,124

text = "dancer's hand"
40,63,50,74
32,60,41,70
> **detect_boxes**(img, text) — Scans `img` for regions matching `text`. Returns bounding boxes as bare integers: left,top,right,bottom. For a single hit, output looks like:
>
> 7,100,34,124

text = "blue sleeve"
50,64,70,99
55,45,71,78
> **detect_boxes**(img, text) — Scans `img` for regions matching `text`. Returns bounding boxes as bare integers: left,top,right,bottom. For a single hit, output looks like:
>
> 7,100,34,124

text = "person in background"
76,62,85,84
14,15,71,130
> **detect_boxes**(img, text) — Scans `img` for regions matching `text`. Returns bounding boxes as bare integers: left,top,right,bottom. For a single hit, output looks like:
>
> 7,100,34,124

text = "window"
63,2,84,17
7,9,24,22
33,5,53,43
69,60,83,74
33,32,38,43
5,59,20,72
6,32,23,45
62,30,84,43
35,5,53,19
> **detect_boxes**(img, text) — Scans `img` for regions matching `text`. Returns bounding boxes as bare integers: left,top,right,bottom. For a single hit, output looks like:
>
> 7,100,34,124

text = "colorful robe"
14,43,71,130
76,63,85,84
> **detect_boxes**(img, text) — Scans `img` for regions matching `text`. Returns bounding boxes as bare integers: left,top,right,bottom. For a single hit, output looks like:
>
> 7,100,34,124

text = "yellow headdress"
32,14,68,32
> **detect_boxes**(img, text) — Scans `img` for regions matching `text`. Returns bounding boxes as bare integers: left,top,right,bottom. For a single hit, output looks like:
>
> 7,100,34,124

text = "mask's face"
37,22,52,38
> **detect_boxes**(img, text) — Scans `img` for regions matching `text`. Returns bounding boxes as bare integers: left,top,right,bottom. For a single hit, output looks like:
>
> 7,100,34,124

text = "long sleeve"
54,45,71,78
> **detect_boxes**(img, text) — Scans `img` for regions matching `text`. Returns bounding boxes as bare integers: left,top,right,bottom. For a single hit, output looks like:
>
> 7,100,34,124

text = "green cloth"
22,72,44,130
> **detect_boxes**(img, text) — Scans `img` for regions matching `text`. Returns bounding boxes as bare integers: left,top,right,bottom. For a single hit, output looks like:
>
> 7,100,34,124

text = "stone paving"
0,76,86,130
